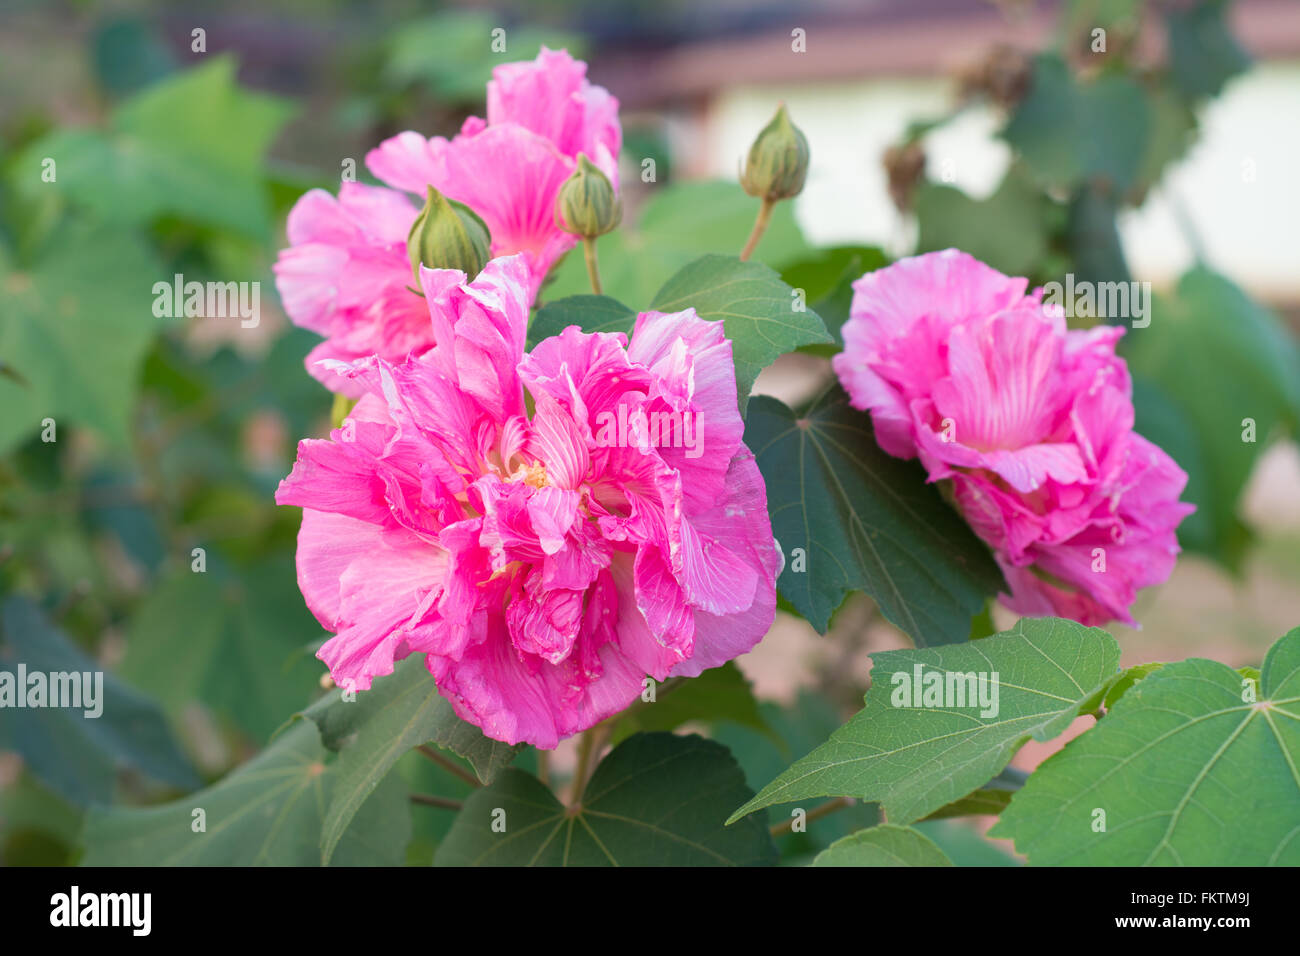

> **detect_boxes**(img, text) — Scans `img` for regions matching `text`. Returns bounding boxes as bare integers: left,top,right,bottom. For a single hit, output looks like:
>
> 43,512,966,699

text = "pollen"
520,461,549,488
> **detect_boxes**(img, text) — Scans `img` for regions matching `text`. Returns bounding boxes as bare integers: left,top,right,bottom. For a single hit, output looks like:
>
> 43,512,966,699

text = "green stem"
582,237,603,295
769,796,854,837
409,793,463,811
570,729,597,807
416,744,481,788
740,197,775,262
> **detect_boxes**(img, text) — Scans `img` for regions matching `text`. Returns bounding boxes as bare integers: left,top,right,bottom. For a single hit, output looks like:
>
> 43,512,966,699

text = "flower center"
510,460,550,489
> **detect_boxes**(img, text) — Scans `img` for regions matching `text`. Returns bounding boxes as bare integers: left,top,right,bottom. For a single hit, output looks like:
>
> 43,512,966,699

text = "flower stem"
568,721,615,808
416,744,482,788
410,793,463,811
768,796,855,837
740,197,775,262
570,730,596,807
582,237,603,295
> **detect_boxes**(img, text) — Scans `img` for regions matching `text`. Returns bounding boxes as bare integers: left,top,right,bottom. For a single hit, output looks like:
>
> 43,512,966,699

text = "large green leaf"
729,618,1120,825
812,824,953,867
0,222,167,452
435,733,777,866
17,57,292,237
1002,54,1151,194
121,556,324,740
80,721,409,866
992,627,1300,865
543,181,812,306
301,656,521,863
743,386,1004,641
0,598,199,806
649,255,831,414
1124,267,1300,568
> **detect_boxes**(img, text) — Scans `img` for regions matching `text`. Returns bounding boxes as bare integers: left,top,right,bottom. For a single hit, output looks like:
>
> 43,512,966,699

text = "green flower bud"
555,154,622,239
740,104,809,202
407,186,491,283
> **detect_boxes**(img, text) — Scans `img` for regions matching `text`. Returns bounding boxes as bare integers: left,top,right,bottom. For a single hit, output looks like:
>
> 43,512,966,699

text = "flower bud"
555,154,622,239
407,185,491,282
740,104,809,202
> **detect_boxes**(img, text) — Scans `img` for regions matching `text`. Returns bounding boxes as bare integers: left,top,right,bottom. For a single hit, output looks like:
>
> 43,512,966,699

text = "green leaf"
0,773,84,865
914,169,1050,278
811,824,954,866
712,692,883,861
1003,54,1151,194
729,618,1120,825
780,245,889,348
0,222,167,452
611,662,770,744
435,733,777,866
1167,0,1251,102
526,294,636,350
80,721,410,866
300,656,520,863
1133,88,1197,197
303,659,520,781
649,255,831,414
1065,185,1130,292
968,600,997,640
0,598,199,806
91,17,176,98
121,557,324,741
1129,374,1217,555
17,57,292,237
991,627,1300,865
544,181,812,306
385,12,584,101
1124,268,1300,568
922,766,1026,821
915,818,1021,866
922,787,1014,821
1086,661,1165,714
743,387,1004,641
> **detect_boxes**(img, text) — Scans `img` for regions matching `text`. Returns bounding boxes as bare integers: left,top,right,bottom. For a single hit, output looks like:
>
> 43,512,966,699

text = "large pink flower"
832,249,1194,627
273,48,621,395
367,47,621,298
276,255,779,748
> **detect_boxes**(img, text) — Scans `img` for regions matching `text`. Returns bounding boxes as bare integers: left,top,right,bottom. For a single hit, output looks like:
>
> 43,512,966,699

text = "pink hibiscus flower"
367,46,621,298
832,249,1194,627
276,255,779,749
273,48,621,396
